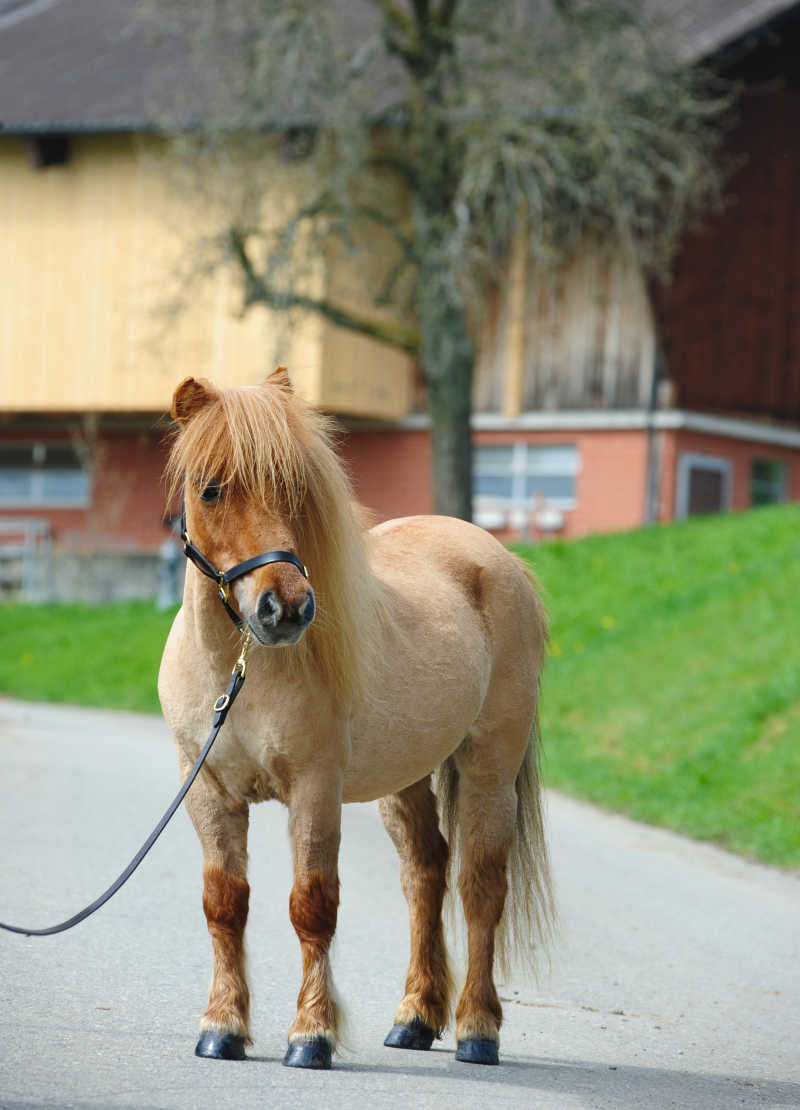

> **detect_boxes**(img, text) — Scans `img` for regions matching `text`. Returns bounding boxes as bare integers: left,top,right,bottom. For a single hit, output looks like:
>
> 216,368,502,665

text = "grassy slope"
1,504,797,865
0,602,175,714
516,503,800,867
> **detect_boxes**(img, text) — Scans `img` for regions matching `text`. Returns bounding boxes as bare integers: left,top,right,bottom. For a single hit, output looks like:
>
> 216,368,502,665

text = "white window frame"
473,443,579,530
675,452,732,520
0,442,91,509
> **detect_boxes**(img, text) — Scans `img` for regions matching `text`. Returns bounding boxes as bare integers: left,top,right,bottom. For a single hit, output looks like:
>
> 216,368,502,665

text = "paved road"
0,697,798,1110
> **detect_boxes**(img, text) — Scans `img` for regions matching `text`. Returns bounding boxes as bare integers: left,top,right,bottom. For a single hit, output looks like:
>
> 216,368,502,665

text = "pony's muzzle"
251,586,316,646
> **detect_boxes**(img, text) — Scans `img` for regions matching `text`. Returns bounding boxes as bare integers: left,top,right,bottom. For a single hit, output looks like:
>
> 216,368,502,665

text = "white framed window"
473,443,579,530
675,452,732,519
0,443,90,508
750,458,788,506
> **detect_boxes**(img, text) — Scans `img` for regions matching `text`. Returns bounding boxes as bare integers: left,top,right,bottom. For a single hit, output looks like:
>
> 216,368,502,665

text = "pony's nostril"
299,591,316,626
257,590,282,627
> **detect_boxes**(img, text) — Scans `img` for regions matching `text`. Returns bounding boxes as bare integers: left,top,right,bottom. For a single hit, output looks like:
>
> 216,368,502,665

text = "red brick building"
341,413,800,542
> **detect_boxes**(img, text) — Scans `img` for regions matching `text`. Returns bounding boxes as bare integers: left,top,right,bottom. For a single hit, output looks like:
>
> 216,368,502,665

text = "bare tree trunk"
410,38,475,522
419,284,474,521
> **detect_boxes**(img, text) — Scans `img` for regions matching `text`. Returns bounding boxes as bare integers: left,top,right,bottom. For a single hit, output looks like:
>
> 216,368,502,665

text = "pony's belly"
342,681,485,803
340,585,492,801
341,735,461,803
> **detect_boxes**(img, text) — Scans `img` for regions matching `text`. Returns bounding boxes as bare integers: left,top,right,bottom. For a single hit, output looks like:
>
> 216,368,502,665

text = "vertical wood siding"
655,23,800,423
474,245,656,413
0,135,412,419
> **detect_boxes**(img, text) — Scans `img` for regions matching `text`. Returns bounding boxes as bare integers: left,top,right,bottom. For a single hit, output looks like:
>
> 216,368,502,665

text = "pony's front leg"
283,770,342,1070
180,753,251,1061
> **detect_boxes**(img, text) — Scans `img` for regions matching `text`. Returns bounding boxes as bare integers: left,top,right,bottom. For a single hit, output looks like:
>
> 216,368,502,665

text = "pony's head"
168,370,317,646
166,369,378,701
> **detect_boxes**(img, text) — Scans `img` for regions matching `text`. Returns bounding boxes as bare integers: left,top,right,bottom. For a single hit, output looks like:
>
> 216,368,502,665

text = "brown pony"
158,370,553,1070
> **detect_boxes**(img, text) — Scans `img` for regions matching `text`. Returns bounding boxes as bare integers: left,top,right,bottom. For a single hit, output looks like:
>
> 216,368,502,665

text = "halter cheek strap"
180,498,309,631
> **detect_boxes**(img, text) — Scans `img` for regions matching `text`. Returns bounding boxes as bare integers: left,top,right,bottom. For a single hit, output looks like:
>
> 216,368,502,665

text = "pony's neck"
183,566,244,665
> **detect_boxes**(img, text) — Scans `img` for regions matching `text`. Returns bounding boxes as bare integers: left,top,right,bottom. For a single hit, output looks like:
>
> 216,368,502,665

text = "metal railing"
0,519,52,599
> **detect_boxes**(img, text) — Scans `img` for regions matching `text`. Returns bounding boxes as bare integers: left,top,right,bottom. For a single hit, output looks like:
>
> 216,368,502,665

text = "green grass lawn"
1,503,798,867
515,502,800,868
0,601,175,713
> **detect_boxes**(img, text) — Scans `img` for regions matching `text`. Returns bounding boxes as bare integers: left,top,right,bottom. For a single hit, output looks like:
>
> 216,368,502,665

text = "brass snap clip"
232,628,253,679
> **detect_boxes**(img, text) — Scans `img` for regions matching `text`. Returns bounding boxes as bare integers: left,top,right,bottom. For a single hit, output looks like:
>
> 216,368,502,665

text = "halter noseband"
180,496,309,631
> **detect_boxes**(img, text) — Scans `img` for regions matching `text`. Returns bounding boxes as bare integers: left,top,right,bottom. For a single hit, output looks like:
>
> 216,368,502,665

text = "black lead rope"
1,496,309,939
0,636,251,938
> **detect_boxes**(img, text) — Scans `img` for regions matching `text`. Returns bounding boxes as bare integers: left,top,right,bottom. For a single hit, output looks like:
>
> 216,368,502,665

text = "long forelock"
166,385,315,514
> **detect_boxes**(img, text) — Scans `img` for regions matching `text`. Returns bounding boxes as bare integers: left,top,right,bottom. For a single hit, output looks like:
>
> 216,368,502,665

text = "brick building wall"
342,424,651,539
659,429,800,521
88,432,173,549
344,420,799,541
2,416,797,556
0,425,171,549
339,428,434,524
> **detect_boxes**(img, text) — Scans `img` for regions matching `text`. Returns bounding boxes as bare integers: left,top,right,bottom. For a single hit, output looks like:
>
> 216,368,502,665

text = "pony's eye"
199,481,222,504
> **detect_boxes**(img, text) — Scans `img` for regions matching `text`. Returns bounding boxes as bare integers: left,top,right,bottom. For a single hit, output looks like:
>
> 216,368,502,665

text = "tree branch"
373,0,416,39
375,254,413,306
266,189,416,270
374,0,423,69
286,291,420,355
435,0,459,30
365,153,418,188
412,0,430,25
354,202,417,261
229,228,420,356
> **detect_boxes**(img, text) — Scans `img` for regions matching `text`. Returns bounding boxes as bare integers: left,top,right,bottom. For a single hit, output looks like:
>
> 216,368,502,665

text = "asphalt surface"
0,696,798,1110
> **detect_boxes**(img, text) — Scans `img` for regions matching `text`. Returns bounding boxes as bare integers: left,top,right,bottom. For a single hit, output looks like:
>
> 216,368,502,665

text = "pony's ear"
172,377,215,424
267,366,294,393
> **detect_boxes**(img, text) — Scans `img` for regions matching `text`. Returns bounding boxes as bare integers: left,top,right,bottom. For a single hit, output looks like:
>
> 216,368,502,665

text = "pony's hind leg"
453,767,517,1066
380,776,452,1051
180,754,251,1061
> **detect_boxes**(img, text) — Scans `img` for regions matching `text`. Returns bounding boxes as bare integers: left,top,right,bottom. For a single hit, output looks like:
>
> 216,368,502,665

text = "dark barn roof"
673,0,800,58
1,0,799,134
0,0,209,132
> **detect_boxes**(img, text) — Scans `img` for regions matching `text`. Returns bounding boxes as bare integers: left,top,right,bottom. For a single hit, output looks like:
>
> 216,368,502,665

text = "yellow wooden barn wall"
317,167,414,418
0,135,412,418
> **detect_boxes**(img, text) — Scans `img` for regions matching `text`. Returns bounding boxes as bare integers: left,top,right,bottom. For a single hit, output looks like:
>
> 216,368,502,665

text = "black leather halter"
180,496,309,631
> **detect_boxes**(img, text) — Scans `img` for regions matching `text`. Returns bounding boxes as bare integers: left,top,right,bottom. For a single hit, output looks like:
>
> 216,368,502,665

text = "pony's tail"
435,719,555,981
499,715,555,978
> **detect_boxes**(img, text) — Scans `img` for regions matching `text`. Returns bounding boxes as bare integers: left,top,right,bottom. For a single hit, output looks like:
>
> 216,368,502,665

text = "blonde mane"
166,378,382,707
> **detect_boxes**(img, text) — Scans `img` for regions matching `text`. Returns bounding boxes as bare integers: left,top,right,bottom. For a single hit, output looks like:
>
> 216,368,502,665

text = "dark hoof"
194,1030,246,1060
283,1036,333,1069
455,1038,499,1065
384,1017,436,1051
